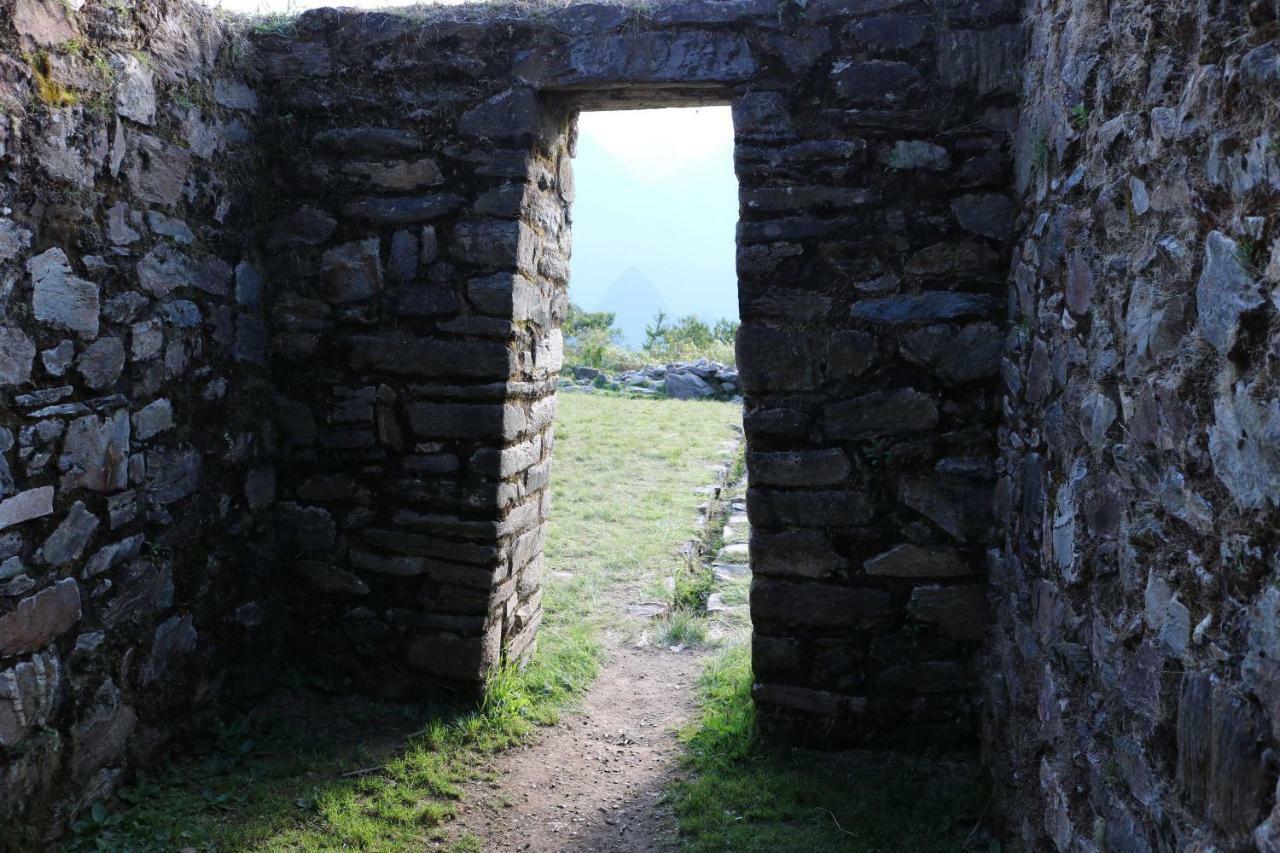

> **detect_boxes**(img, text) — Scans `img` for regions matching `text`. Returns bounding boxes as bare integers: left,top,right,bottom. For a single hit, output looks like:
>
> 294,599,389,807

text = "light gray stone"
885,140,951,171
1208,380,1280,509
82,534,144,579
76,337,125,390
130,320,164,361
136,243,192,297
0,650,61,748
112,54,156,125
0,328,35,387
59,410,130,493
665,371,714,399
0,487,55,530
36,501,98,566
40,340,74,377
30,249,100,338
132,398,173,441
1196,231,1265,355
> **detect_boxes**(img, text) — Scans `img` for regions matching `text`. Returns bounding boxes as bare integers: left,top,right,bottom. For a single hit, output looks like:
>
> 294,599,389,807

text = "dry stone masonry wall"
988,0,1280,850
0,0,274,843
2,0,1280,849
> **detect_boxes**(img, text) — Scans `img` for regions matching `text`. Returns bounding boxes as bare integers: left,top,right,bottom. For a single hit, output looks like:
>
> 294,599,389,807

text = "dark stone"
748,449,850,487
951,193,1015,240
748,487,874,528
459,88,539,139
349,334,515,380
320,238,382,304
269,206,338,247
314,126,423,156
752,578,892,628
864,544,971,578
825,388,938,439
751,529,847,578
343,195,466,225
833,60,923,104
851,292,1000,325
908,584,987,641
737,324,824,392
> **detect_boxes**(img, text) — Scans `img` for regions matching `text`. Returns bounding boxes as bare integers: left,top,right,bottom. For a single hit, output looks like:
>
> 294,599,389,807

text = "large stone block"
349,334,516,380
29,249,99,338
747,449,851,487
0,578,81,657
518,30,756,87
752,577,892,628
320,238,382,304
748,487,874,528
824,388,938,439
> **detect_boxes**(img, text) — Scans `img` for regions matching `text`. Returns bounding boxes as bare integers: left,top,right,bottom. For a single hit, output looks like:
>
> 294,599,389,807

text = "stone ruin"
0,0,1278,849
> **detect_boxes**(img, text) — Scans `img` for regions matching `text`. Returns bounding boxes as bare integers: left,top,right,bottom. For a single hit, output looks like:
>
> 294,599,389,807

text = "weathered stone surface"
132,399,174,441
885,140,950,171
320,238,382,304
459,88,539,139
36,501,98,566
0,488,55,530
296,560,369,595
520,30,756,86
12,0,77,48
908,584,986,641
70,678,135,782
850,292,999,325
825,388,938,439
0,328,36,387
60,410,130,493
0,578,81,657
951,193,1014,240
752,578,892,628
30,249,100,338
1196,231,1264,356
1207,381,1280,510
343,194,465,225
748,488,874,528
864,544,971,578
833,60,922,104
76,337,126,390
113,54,156,125
0,650,61,748
144,447,200,505
899,477,993,542
141,614,197,684
899,323,1001,383
125,133,190,207
748,449,850,487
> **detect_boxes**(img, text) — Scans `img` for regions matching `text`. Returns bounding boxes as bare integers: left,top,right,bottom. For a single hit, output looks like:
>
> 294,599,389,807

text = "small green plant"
24,52,78,107
1070,102,1090,132
69,801,125,850
657,608,709,647
1238,233,1265,271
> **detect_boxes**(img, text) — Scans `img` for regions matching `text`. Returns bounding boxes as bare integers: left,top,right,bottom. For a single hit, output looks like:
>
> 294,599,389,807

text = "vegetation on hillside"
564,303,739,372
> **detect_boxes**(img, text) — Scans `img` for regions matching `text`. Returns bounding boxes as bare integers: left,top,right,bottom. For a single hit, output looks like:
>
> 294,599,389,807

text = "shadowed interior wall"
7,0,1280,849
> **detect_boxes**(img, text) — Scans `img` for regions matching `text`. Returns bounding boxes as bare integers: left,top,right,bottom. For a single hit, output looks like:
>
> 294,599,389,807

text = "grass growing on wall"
670,644,993,853
74,394,742,852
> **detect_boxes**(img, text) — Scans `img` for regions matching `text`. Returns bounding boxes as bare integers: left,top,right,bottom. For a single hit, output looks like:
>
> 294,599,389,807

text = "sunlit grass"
671,645,992,853
71,394,741,852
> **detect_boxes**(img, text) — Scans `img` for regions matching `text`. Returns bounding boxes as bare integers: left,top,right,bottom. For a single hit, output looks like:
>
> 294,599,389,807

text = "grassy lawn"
670,645,992,853
71,394,742,852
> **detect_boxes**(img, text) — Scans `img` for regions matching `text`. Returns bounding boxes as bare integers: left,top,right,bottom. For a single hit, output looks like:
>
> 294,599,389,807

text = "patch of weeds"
1237,232,1265,272
25,52,77,107
670,645,990,853
657,608,709,647
451,831,485,853
1070,102,1090,132
673,554,714,612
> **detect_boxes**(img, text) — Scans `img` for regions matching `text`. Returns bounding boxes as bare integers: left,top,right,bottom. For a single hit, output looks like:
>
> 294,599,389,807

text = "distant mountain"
568,119,739,346
596,267,669,346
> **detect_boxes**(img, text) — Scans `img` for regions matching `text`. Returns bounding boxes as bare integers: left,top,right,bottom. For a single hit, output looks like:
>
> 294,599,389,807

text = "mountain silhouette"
596,267,670,346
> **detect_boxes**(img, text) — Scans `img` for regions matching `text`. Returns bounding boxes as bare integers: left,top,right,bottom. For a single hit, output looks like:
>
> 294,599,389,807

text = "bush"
562,304,738,372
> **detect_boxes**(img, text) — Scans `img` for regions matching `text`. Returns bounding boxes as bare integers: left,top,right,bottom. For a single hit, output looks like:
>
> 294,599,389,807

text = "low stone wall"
0,0,273,842
988,0,1280,848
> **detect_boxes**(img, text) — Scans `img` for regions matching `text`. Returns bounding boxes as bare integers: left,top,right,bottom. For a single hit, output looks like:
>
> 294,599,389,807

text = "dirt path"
450,624,707,853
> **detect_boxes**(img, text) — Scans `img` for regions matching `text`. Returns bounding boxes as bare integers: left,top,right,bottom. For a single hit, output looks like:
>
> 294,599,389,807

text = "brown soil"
448,625,707,853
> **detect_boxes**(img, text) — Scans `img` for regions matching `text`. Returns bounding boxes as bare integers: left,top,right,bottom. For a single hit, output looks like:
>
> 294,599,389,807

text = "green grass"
671,645,993,853
71,394,742,852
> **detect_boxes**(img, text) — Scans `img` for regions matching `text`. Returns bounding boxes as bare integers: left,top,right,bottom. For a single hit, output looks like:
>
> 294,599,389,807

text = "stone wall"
247,0,1018,746
988,0,1280,849
0,0,273,843
8,0,1280,848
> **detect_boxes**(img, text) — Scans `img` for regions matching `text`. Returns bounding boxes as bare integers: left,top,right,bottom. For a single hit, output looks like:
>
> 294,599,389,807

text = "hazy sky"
201,1,741,341
572,108,739,343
